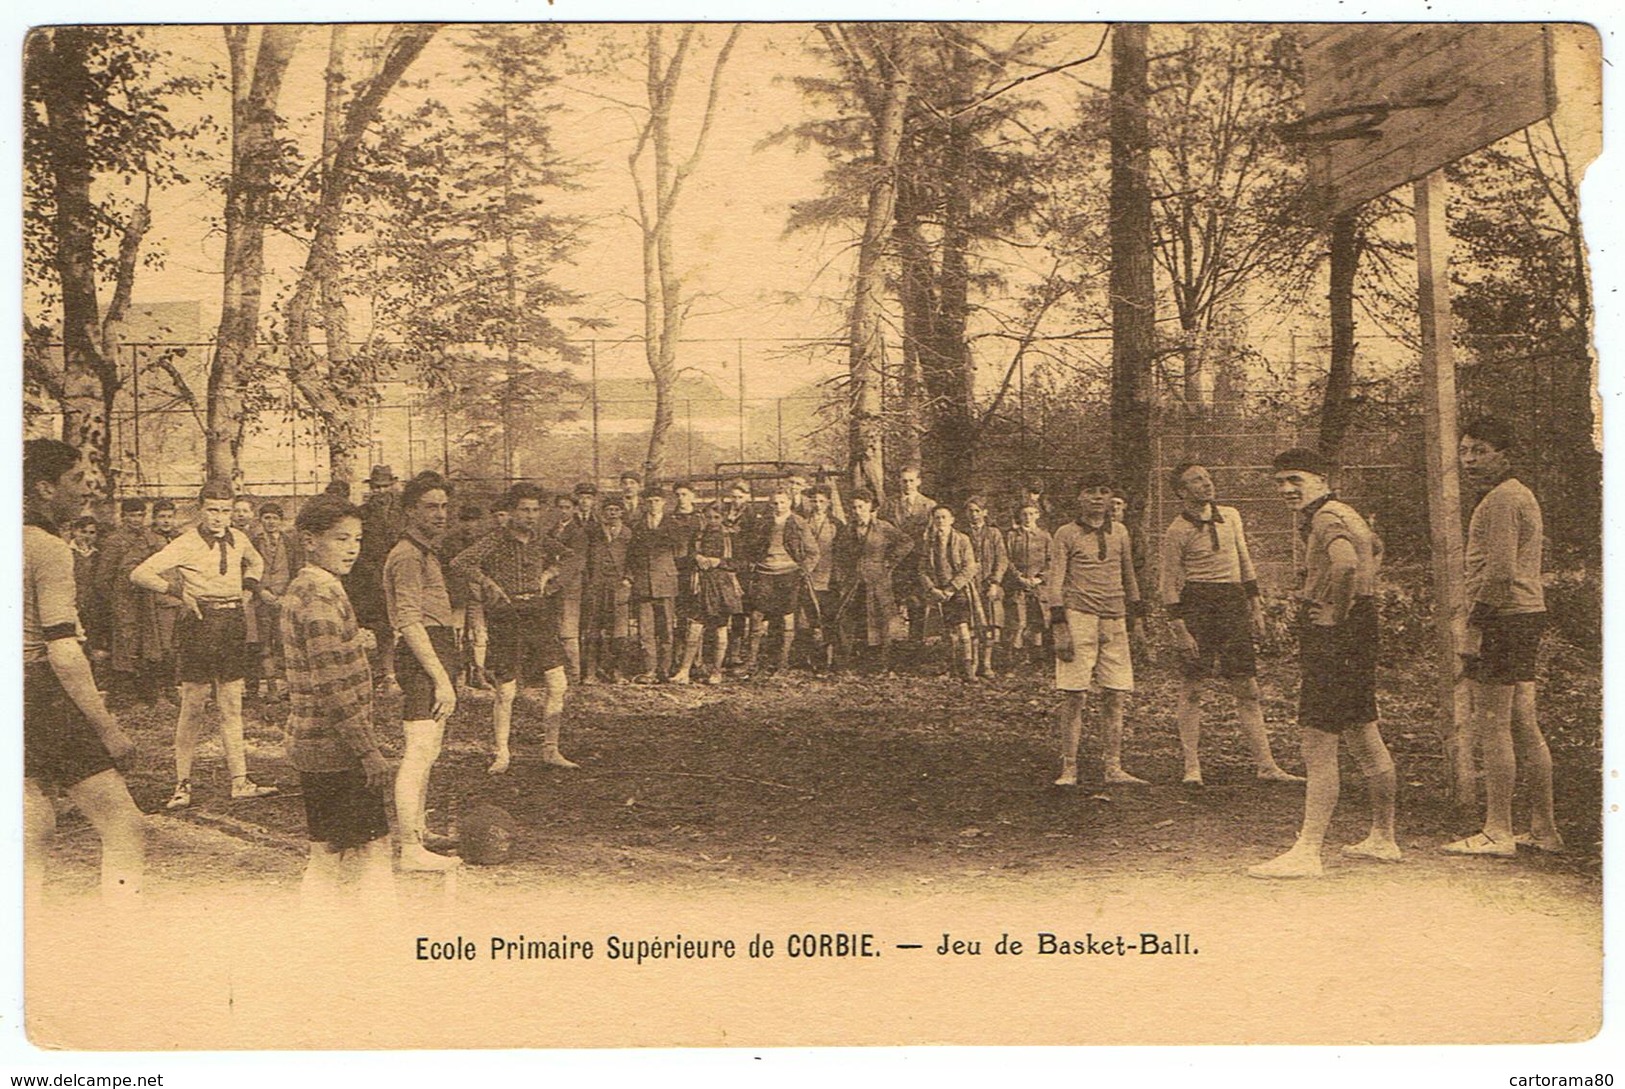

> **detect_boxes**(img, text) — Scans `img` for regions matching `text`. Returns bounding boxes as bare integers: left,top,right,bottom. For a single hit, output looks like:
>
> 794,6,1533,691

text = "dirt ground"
43,631,1603,892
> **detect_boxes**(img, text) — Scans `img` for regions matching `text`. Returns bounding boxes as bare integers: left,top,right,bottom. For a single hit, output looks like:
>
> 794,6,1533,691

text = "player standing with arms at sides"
1047,473,1146,786
451,483,577,774
831,490,914,675
253,503,293,700
627,488,679,682
720,479,756,666
1250,449,1399,878
918,505,980,683
963,496,1008,679
132,479,278,809
801,485,844,674
1444,418,1560,856
1004,502,1052,668
584,494,635,683
739,487,819,680
665,481,705,667
884,466,936,645
670,502,745,685
1161,462,1301,786
549,488,592,682
279,494,394,902
24,439,146,907
383,472,462,872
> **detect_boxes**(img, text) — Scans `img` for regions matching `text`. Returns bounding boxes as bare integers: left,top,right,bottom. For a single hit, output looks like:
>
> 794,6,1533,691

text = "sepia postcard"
8,7,1618,1078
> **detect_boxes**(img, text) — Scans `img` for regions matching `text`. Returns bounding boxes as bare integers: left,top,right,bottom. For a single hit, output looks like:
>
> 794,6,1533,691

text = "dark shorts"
1298,597,1379,732
749,570,802,618
398,626,459,720
1465,612,1545,685
24,661,116,788
942,589,976,627
175,606,247,684
300,768,391,850
1179,582,1257,679
486,601,566,685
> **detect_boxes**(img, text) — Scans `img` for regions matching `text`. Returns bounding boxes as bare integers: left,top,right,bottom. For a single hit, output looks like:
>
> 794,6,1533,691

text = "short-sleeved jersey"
383,531,455,632
24,520,83,664
1161,503,1257,607
1046,518,1140,618
1300,497,1379,604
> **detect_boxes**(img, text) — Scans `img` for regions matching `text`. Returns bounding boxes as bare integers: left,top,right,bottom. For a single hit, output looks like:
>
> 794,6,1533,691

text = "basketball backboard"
1290,24,1554,218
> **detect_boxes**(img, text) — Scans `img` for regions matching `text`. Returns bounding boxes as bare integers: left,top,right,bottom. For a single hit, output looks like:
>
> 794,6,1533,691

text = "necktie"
1184,508,1222,551
213,532,229,575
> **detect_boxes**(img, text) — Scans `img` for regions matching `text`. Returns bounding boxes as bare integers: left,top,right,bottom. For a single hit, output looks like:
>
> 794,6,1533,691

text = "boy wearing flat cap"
1250,448,1399,878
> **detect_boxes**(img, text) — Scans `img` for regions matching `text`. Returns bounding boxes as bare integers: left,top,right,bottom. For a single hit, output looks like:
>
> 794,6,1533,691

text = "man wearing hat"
626,488,679,681
619,471,645,521
450,482,578,774
350,466,404,692
583,494,635,683
1250,448,1398,878
131,479,279,808
1047,472,1146,787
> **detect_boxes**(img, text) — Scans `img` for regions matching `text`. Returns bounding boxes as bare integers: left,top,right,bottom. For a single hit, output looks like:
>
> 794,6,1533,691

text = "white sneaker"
165,780,192,810
230,778,278,801
399,844,462,872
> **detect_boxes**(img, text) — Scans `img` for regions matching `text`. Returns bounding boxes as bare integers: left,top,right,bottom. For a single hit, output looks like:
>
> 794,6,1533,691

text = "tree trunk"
1108,25,1156,536
635,25,742,483
37,28,116,493
1318,209,1361,461
287,24,434,484
208,25,302,484
642,26,682,482
918,48,976,502
892,182,932,474
847,30,913,504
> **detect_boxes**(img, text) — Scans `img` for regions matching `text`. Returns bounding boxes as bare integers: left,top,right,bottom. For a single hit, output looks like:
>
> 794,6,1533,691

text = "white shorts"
1054,610,1133,692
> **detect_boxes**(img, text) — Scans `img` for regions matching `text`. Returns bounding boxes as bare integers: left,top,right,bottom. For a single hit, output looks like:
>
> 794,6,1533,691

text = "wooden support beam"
1412,169,1473,804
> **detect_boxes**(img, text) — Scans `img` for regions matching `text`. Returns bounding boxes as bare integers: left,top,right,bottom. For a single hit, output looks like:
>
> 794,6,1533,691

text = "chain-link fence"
32,333,1592,586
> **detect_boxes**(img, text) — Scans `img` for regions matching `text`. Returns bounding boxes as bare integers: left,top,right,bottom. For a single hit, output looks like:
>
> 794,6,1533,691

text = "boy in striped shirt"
280,494,393,898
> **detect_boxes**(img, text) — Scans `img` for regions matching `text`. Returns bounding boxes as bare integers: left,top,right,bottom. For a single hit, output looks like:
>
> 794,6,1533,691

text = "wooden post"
1412,170,1473,804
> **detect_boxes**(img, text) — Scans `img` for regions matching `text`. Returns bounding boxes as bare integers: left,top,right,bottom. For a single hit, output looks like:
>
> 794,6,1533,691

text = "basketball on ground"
459,804,521,865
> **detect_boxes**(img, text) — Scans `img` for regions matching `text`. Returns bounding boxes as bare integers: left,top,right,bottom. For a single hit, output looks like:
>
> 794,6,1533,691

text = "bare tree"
815,23,918,502
629,24,743,482
1145,25,1313,415
285,24,437,483
207,25,303,483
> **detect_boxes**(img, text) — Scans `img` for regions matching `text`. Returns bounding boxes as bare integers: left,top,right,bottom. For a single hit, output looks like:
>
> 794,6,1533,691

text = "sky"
93,23,1112,400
